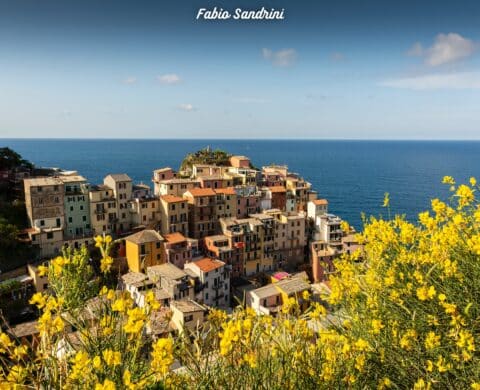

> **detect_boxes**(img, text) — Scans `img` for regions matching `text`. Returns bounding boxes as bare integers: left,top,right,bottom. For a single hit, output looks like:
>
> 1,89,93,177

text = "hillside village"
1,148,362,337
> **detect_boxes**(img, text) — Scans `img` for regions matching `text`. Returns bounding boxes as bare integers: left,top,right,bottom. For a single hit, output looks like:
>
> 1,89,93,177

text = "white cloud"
407,42,423,57
122,76,137,85
407,33,476,66
177,103,196,112
157,73,182,84
380,71,480,90
262,48,297,67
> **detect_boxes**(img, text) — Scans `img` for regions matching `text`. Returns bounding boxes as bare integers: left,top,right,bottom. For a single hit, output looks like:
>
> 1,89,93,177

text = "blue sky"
1,0,480,139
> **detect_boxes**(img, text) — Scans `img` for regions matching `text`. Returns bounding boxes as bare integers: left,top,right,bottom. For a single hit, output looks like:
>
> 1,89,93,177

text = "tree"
0,147,33,171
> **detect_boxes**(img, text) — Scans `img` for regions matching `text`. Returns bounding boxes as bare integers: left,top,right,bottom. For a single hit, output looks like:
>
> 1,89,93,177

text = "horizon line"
2,137,480,142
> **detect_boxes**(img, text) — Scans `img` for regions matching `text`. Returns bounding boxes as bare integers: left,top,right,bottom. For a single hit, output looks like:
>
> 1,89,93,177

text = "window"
156,242,161,249
185,314,193,322
40,220,45,226
46,232,53,239
141,245,146,255
68,217,73,223
82,216,87,222
157,254,161,260
205,293,208,300
70,206,74,211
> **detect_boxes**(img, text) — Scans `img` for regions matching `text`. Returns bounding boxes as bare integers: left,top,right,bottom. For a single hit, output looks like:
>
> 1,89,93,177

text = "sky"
1,0,480,139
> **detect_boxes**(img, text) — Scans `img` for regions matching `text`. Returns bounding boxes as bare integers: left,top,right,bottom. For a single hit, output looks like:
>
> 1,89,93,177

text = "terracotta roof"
214,187,236,195
163,232,187,244
268,186,287,193
185,188,216,197
191,257,225,273
312,199,328,205
161,195,185,203
125,229,164,244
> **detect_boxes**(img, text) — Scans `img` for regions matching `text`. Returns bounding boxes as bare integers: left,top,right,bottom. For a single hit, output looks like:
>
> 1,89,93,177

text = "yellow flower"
100,256,113,273
29,292,47,308
95,379,115,390
370,319,384,335
243,352,257,368
93,356,102,369
102,349,121,366
151,338,174,377
382,192,390,208
442,176,455,185
37,265,48,276
455,184,475,208
424,332,440,350
416,285,436,301
0,332,14,353
302,290,310,301
470,177,477,187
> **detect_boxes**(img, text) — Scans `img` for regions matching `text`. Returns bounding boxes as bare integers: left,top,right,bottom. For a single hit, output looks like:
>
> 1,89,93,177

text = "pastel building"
125,229,165,273
163,232,192,269
184,257,230,308
103,174,133,233
159,195,189,236
89,185,117,236
235,186,261,218
183,188,217,239
214,187,237,219
59,175,91,239
170,300,207,333
155,178,199,197
248,274,311,315
24,177,65,258
129,195,161,230
147,263,195,301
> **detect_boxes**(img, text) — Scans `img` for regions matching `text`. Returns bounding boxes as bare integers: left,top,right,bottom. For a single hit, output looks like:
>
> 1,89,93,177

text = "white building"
184,257,230,308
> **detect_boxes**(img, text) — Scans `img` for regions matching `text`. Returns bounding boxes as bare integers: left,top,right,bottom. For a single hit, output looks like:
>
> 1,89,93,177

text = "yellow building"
125,229,165,273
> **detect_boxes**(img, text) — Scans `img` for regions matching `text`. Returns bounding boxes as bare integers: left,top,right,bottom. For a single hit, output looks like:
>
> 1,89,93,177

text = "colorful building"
125,229,165,273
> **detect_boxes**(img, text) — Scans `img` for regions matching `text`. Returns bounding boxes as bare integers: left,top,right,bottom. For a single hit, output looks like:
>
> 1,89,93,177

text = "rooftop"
185,188,217,197
121,272,148,286
58,175,87,184
161,194,185,203
312,199,329,206
24,177,63,187
214,187,236,195
8,320,39,338
125,229,164,244
275,277,310,296
148,307,173,335
154,167,173,173
250,283,281,300
170,299,206,313
148,263,187,281
190,257,225,273
164,232,187,244
105,173,132,182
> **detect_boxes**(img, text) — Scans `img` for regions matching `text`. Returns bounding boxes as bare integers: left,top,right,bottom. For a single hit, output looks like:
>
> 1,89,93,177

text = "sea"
2,139,480,230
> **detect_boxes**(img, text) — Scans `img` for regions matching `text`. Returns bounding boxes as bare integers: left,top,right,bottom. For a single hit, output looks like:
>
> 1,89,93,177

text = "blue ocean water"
2,139,480,230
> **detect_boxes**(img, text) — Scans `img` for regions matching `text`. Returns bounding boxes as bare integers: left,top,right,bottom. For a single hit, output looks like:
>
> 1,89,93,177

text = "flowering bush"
1,178,480,388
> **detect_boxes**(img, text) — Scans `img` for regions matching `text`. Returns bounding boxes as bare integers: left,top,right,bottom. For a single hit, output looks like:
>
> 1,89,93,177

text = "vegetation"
179,147,232,173
0,148,36,273
1,178,480,388
0,148,33,172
